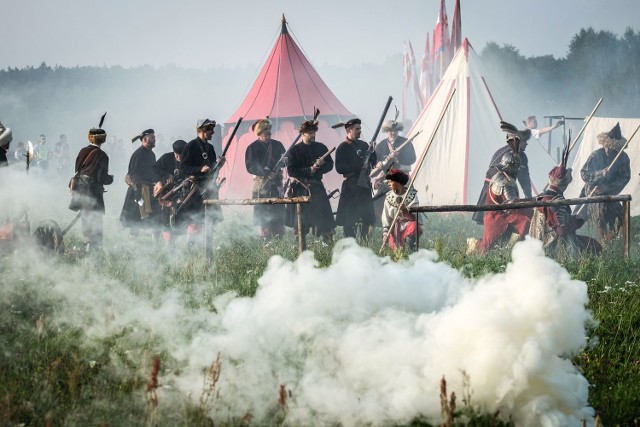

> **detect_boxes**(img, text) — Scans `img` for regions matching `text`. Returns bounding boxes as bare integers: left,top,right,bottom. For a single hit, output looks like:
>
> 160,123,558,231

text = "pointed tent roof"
225,15,352,124
407,38,553,206
219,16,353,199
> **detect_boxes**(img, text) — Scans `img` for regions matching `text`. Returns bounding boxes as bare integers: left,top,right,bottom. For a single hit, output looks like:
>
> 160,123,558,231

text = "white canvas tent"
565,117,640,215
406,39,555,206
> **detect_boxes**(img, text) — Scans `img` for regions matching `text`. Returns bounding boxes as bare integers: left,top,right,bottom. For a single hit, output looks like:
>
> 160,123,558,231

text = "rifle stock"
357,96,393,188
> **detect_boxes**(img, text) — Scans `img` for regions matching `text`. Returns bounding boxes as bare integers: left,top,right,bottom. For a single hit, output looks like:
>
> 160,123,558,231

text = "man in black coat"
120,129,160,235
180,119,224,247
335,118,377,240
245,118,286,238
72,125,114,252
152,139,187,245
285,119,335,244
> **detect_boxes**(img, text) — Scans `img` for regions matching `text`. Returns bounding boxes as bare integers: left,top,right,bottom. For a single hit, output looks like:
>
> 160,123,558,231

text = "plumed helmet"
498,151,521,177
548,165,573,189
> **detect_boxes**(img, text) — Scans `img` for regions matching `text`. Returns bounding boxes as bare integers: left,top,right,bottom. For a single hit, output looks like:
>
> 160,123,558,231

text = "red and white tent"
407,39,554,206
220,16,353,198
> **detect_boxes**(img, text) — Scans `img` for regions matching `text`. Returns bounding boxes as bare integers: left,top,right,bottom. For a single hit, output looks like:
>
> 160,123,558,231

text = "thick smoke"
0,198,595,427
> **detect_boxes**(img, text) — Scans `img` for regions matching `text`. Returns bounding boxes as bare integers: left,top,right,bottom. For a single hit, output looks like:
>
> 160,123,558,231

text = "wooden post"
204,204,209,258
415,212,420,249
296,203,306,254
623,200,630,258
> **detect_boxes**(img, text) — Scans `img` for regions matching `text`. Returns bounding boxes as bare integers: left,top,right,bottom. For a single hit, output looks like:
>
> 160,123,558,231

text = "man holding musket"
152,139,187,246
579,122,631,242
285,119,336,245
180,119,224,247
335,118,377,240
245,118,287,239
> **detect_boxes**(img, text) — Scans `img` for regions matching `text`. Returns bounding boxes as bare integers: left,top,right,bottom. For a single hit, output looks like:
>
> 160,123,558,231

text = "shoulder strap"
76,147,100,174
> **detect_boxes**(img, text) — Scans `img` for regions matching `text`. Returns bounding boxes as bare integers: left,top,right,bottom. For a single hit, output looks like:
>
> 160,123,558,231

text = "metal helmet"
498,151,521,177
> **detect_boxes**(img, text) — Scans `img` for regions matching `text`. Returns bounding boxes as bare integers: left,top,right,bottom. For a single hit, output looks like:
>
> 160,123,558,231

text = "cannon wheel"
33,220,65,254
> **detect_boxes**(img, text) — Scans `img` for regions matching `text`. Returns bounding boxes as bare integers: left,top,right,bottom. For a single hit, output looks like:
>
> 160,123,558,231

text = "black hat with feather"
88,112,108,145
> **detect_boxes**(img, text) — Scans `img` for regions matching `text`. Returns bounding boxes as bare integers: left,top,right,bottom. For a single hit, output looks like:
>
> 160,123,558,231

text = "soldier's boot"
406,235,418,252
466,237,479,255
507,232,521,248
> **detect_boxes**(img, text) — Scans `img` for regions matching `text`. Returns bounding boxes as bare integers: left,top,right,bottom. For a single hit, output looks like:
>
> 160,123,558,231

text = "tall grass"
1,213,638,425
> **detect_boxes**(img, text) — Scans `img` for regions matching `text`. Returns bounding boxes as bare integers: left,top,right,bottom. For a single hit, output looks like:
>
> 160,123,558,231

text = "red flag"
408,40,423,112
419,33,432,104
451,0,462,54
432,0,450,80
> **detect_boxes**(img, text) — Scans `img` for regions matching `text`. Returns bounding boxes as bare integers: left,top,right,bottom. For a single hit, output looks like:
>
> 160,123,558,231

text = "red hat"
385,169,409,185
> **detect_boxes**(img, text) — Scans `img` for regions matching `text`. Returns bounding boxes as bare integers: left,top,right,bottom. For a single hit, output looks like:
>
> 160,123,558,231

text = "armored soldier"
334,118,377,240
530,144,601,256
472,128,533,225
468,123,531,254
245,118,286,238
285,119,335,244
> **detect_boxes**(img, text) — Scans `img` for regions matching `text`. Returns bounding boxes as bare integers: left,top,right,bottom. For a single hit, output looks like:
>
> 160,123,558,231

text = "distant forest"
1,27,639,149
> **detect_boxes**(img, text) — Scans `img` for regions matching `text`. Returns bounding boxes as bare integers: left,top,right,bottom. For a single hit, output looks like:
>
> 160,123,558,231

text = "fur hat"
252,118,272,136
197,118,216,130
88,112,108,145
172,139,187,154
299,120,318,134
381,119,403,132
597,122,627,150
88,128,107,144
385,168,409,185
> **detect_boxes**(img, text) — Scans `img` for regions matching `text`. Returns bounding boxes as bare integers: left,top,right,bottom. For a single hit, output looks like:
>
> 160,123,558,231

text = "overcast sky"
2,0,639,71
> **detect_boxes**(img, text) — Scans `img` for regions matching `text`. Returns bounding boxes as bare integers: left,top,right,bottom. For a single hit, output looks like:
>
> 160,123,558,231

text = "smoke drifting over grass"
0,211,594,427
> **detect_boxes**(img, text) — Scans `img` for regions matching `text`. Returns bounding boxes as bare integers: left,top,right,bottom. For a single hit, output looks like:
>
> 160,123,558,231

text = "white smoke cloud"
0,196,594,427
173,238,594,426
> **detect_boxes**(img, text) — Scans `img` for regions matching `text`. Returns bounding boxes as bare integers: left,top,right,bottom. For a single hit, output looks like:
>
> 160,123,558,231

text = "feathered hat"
381,106,403,132
331,118,361,130
88,112,107,145
548,131,573,188
299,107,320,133
131,129,155,143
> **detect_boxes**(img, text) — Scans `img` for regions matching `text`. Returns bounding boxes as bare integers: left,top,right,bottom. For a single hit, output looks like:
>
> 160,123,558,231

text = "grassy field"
1,213,639,426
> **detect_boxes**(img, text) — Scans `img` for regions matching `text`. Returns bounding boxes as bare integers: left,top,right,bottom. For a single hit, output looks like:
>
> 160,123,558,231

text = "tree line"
1,27,638,148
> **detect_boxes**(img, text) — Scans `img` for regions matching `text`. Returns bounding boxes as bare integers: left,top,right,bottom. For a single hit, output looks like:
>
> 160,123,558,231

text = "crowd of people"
0,113,631,256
